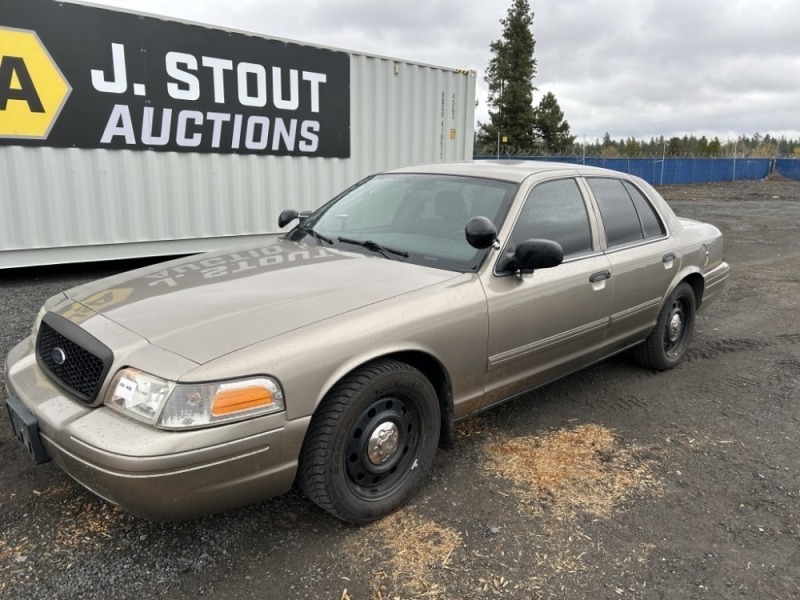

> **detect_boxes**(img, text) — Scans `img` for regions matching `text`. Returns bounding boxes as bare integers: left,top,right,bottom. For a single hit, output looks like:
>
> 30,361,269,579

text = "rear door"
584,177,677,352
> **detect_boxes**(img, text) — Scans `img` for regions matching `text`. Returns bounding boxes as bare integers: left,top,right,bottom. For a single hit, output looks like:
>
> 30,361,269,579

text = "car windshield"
296,173,517,271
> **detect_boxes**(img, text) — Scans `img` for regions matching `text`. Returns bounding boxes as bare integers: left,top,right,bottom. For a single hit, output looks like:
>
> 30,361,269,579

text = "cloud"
80,0,800,140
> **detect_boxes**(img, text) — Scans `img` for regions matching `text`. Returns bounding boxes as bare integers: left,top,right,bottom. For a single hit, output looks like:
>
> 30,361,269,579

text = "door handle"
589,270,611,283
662,252,676,263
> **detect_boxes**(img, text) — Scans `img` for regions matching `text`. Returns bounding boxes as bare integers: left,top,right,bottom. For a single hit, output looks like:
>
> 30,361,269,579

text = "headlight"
106,369,175,423
104,368,284,430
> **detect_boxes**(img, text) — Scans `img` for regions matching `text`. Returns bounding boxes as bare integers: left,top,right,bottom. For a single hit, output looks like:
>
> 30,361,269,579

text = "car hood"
62,238,460,363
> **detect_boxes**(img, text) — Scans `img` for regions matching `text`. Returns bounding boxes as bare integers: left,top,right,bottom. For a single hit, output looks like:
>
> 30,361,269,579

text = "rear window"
587,178,665,248
623,181,665,238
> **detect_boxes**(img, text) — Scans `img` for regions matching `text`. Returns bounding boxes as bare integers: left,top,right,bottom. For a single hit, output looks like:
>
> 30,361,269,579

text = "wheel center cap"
668,313,682,341
367,422,400,465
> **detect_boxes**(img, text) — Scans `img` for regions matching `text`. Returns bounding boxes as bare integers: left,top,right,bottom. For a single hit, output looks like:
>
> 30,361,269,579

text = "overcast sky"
89,0,800,143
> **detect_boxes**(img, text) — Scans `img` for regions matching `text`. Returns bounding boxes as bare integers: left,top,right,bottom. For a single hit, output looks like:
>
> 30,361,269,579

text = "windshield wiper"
337,237,409,259
303,227,334,245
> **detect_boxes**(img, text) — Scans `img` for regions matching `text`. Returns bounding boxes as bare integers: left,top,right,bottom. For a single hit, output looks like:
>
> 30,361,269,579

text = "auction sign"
0,0,350,157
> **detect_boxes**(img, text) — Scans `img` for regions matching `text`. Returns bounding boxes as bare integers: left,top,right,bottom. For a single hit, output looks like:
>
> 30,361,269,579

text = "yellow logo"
0,27,71,139
60,289,134,324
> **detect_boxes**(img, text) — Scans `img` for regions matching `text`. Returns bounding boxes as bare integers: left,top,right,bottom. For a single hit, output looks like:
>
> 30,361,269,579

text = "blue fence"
474,156,778,185
775,159,800,181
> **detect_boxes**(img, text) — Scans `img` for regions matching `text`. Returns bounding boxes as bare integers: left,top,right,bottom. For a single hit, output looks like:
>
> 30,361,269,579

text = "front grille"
36,313,114,404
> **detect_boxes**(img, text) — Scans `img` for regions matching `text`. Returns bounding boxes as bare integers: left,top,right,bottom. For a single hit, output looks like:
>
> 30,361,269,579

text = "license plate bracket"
5,396,51,464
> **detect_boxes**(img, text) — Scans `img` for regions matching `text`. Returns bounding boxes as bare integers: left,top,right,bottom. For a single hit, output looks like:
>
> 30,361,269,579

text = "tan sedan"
4,161,730,522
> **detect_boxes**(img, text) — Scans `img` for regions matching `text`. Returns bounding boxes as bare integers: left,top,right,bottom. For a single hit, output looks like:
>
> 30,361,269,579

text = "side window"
623,181,665,238
587,178,644,247
508,179,593,258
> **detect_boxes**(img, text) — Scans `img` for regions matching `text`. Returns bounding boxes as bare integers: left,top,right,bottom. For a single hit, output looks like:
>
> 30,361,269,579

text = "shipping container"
0,0,476,268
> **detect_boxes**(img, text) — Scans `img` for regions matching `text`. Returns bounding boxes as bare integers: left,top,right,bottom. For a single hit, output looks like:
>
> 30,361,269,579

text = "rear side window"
623,181,665,238
588,178,664,248
509,178,593,258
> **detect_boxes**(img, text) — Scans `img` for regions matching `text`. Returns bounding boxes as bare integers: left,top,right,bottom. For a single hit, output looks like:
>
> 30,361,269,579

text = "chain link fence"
474,155,800,185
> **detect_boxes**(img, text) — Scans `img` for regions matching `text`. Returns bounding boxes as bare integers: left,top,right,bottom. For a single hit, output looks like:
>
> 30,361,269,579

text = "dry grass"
351,423,663,597
365,511,462,599
483,424,661,519
52,500,124,550
481,423,663,583
31,482,124,550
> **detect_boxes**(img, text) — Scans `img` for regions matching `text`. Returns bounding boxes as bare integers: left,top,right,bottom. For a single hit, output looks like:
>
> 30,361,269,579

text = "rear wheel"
633,282,696,371
298,359,440,523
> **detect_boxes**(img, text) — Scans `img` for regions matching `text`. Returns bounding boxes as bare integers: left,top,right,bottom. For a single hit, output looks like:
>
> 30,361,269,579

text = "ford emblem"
51,347,67,365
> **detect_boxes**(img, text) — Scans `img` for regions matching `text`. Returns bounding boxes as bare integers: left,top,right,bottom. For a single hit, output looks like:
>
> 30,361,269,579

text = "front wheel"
633,282,697,371
297,359,440,523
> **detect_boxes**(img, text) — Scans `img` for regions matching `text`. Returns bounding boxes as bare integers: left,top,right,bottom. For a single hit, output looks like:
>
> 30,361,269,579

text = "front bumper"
4,337,309,521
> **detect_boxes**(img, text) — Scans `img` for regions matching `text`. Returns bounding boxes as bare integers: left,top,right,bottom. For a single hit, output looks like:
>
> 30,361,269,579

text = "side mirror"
498,239,563,274
278,209,299,228
278,209,313,228
465,216,498,249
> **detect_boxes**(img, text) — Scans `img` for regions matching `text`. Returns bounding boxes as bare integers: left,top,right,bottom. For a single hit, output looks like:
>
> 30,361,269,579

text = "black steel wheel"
298,359,440,523
633,281,697,371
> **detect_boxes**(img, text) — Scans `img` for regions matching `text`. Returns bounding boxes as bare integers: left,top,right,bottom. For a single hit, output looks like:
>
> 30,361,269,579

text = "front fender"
184,274,489,423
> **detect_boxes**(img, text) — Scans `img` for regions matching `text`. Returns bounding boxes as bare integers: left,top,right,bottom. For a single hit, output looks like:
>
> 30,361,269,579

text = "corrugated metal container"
0,0,475,268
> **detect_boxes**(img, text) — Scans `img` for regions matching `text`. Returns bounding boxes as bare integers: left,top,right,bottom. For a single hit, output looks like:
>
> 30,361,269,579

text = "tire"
297,359,440,523
633,281,697,371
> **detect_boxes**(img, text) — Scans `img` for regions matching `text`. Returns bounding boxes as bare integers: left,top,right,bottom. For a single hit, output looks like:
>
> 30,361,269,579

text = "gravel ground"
1,179,799,599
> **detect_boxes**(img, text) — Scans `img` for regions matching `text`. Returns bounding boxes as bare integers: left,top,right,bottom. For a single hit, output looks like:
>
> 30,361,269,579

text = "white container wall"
0,2,475,268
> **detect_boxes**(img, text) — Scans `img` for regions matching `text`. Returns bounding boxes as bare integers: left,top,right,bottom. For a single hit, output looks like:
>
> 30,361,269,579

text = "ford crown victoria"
4,161,730,522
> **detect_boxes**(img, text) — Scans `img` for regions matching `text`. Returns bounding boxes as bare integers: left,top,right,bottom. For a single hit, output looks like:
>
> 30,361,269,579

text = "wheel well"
683,273,705,309
382,351,455,449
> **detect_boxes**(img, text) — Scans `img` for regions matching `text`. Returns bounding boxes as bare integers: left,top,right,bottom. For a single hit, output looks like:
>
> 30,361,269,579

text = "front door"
481,177,613,408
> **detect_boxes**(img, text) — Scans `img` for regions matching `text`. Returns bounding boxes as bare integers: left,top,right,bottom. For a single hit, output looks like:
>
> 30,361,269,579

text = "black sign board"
0,0,351,157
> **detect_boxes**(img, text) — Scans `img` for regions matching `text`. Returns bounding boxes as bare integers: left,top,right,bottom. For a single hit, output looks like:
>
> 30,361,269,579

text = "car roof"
387,160,623,183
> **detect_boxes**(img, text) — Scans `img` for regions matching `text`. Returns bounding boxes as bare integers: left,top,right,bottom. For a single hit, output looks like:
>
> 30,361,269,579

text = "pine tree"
696,136,710,156
477,0,537,151
667,137,684,156
534,92,575,153
623,137,642,157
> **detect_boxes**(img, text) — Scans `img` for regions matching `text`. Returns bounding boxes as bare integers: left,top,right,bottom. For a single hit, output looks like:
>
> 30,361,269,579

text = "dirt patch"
0,482,128,595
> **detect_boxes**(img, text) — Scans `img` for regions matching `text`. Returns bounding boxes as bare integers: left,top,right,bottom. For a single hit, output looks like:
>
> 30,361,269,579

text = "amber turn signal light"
211,386,273,416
